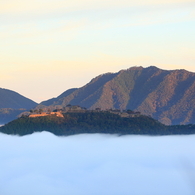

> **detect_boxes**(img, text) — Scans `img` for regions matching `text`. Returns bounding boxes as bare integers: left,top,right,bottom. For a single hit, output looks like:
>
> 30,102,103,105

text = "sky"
1,0,195,103
0,132,195,195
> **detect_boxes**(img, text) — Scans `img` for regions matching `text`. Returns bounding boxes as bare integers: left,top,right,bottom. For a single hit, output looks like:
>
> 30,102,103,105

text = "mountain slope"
0,88,37,124
40,66,195,125
0,88,37,109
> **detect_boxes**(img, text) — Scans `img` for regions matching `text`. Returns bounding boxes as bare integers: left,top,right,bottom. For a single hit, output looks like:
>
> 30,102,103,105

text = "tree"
39,109,43,114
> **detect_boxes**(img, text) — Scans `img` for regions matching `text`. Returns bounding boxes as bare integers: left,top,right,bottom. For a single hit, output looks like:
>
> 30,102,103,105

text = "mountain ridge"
39,66,195,125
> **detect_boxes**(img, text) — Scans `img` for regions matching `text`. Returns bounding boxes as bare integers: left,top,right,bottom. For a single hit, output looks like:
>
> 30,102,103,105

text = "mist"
0,132,195,195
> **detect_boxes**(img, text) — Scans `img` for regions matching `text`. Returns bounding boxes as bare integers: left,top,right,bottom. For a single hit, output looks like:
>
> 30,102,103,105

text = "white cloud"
0,132,195,195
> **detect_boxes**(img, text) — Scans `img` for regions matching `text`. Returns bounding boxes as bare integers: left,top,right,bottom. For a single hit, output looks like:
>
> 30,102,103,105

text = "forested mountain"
0,88,37,124
39,66,195,125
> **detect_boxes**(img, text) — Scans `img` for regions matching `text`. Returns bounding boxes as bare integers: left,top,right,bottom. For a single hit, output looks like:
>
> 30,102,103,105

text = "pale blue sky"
1,0,195,102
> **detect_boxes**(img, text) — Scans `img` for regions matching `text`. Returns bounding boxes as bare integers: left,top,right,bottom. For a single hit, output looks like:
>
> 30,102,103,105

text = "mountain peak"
39,66,195,125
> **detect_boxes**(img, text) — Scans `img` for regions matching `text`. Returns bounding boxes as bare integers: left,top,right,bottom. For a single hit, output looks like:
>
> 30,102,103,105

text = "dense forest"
1,111,195,136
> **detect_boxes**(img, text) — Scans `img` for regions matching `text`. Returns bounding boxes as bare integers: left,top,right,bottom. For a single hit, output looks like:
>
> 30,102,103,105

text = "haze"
1,0,195,102
0,132,195,195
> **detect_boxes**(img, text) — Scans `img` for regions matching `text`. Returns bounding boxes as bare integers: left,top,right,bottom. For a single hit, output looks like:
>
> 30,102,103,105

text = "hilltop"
0,106,168,136
1,105,195,136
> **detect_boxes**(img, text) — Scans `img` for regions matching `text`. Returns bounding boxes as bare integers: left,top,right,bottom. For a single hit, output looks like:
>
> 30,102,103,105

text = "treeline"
1,112,195,136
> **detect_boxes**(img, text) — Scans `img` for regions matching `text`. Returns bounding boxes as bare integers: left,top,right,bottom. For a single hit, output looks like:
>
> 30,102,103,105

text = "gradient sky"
1,0,195,103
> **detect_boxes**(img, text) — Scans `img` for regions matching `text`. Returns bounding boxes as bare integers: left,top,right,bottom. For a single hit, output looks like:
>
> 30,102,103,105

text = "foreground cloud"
0,132,195,195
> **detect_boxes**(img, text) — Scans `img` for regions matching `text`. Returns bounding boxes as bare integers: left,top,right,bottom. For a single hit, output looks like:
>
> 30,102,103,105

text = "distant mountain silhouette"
39,66,195,125
0,88,37,124
0,88,37,109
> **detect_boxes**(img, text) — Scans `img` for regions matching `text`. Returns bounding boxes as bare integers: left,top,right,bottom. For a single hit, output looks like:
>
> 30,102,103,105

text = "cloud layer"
0,132,195,195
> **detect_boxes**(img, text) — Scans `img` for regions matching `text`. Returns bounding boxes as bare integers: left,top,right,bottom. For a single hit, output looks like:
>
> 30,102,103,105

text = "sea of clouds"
0,132,195,195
